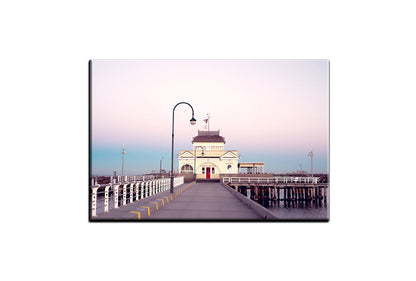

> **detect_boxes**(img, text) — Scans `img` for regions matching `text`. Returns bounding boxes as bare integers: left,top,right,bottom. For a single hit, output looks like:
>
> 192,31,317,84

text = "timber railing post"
104,185,111,212
135,183,139,201
146,181,150,197
113,184,120,209
122,184,127,205
141,182,145,199
91,186,99,217
130,184,134,203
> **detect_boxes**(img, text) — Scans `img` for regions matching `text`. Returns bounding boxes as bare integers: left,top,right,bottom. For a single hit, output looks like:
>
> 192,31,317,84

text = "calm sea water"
258,199,329,220
245,188,329,221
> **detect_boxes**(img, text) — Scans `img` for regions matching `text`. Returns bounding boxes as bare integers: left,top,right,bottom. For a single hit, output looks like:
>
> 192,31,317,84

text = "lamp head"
190,117,196,125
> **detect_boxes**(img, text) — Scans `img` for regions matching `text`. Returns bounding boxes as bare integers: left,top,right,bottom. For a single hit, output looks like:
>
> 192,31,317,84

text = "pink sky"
91,60,328,174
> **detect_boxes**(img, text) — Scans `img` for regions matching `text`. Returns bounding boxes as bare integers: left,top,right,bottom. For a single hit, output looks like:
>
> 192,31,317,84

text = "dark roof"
192,130,226,143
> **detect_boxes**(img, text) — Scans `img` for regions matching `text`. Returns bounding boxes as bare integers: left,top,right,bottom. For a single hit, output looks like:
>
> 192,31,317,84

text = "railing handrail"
222,176,320,184
89,176,185,189
90,174,167,186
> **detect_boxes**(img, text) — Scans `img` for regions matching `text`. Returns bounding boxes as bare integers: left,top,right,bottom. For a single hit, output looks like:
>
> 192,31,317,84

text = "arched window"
227,164,232,173
180,164,193,173
202,167,205,174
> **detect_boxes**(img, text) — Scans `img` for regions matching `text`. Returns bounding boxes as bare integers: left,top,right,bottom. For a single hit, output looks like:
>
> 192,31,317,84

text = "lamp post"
308,151,313,177
171,102,196,193
193,145,204,181
121,144,127,180
160,157,163,178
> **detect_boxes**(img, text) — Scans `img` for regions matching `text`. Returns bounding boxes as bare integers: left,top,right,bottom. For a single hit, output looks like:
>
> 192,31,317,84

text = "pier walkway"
150,182,260,220
93,182,266,221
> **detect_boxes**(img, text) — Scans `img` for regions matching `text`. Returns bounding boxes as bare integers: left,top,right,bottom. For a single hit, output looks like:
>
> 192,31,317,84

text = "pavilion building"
178,130,238,180
178,130,265,180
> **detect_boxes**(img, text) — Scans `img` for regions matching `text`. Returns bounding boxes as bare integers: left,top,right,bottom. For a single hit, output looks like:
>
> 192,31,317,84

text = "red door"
206,167,211,179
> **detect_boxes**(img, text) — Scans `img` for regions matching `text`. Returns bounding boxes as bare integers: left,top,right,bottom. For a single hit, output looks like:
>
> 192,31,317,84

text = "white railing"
222,176,319,184
90,176,184,217
89,175,160,186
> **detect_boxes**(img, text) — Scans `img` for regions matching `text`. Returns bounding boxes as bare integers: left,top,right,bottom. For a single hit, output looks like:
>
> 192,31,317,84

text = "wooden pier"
222,176,328,203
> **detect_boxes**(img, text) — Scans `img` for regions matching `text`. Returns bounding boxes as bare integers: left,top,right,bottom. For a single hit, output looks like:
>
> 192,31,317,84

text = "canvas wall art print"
89,59,329,222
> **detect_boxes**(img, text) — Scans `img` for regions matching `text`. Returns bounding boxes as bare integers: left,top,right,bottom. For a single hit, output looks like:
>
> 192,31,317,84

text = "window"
212,167,215,174
227,164,232,173
202,167,205,174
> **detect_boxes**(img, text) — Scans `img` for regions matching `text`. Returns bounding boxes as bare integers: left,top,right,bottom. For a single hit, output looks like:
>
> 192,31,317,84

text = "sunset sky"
90,59,329,175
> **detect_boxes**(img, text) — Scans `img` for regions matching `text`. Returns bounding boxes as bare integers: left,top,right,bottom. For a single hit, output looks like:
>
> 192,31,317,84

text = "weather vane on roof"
203,113,211,131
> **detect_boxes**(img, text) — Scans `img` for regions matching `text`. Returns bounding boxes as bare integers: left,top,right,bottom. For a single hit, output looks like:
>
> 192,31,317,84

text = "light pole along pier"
171,102,196,193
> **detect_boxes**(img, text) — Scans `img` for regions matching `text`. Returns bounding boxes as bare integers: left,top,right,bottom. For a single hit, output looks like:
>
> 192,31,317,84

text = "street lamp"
160,157,163,178
308,151,313,177
171,102,196,193
193,145,204,181
121,144,127,180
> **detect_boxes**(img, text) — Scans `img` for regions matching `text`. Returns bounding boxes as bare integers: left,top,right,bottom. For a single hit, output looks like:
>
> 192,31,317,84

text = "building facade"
178,130,239,179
